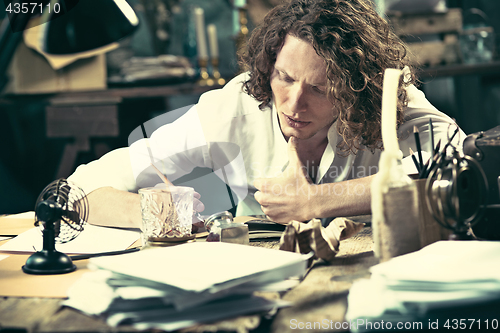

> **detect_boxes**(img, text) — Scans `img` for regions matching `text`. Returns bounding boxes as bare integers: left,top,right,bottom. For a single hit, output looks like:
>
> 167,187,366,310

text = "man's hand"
254,137,317,224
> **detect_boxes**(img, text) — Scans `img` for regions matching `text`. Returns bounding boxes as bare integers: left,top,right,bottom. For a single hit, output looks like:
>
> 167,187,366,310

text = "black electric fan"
22,179,89,274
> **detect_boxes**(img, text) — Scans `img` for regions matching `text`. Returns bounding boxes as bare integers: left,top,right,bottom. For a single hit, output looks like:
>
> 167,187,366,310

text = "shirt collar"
271,102,289,171
317,122,338,182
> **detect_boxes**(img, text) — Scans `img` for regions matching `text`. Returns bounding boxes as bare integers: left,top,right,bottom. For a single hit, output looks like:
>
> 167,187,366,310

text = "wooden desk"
0,222,375,333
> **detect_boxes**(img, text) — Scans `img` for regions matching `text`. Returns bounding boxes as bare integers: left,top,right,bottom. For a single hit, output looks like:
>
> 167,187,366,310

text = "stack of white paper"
64,242,310,331
345,241,500,332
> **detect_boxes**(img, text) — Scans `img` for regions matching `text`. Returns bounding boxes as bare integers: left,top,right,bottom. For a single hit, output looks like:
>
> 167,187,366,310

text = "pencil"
439,128,459,161
151,163,174,187
434,139,441,156
423,149,441,178
429,118,435,152
413,125,424,170
409,148,421,173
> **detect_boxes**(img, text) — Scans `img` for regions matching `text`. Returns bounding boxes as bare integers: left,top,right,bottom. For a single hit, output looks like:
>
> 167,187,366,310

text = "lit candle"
207,24,219,59
234,0,246,7
194,7,208,59
232,9,240,35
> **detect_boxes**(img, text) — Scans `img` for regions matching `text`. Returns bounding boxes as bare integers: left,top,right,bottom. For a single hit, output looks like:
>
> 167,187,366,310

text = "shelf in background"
418,61,500,79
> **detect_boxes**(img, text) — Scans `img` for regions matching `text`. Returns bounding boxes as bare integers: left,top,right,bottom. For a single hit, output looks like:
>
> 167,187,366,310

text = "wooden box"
388,8,463,67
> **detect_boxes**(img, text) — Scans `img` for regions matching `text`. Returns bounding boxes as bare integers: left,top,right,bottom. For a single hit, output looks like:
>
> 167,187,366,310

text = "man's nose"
289,84,307,112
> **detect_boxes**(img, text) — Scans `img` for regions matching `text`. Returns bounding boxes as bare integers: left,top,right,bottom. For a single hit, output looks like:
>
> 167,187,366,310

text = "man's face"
271,34,337,141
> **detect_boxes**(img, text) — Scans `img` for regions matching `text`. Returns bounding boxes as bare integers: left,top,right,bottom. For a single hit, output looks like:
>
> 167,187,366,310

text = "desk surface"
0,223,375,333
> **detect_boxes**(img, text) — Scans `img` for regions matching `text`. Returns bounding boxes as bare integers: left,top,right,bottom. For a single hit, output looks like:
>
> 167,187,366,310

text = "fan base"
22,249,76,275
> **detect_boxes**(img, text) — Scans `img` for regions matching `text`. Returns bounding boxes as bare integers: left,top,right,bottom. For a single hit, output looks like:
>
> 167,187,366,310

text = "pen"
413,125,424,170
70,247,140,261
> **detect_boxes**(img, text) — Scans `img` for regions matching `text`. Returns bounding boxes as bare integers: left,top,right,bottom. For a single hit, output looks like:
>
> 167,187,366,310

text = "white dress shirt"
69,72,464,217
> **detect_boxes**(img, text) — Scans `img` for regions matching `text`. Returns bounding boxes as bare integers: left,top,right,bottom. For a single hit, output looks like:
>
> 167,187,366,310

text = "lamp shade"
42,0,139,54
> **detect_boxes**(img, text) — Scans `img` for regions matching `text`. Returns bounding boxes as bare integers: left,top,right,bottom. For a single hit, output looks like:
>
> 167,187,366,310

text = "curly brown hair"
240,0,416,154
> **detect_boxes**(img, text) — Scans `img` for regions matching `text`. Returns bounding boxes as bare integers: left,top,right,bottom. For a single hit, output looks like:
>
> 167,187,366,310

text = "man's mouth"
284,114,311,128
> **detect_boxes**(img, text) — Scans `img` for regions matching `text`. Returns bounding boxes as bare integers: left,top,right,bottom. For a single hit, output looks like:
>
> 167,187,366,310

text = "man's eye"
278,72,293,83
312,86,326,94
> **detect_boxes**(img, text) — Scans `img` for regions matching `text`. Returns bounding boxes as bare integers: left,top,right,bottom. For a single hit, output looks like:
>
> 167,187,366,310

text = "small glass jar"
204,211,249,244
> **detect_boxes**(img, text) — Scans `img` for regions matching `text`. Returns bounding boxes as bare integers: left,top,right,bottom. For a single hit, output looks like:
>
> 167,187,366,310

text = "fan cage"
34,179,89,244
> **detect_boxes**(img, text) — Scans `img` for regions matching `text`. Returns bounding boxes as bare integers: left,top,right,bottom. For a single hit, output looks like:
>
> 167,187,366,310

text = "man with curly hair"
69,0,462,227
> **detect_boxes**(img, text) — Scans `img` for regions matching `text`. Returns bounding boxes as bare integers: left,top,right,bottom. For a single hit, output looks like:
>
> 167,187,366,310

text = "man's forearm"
86,187,142,228
313,175,374,219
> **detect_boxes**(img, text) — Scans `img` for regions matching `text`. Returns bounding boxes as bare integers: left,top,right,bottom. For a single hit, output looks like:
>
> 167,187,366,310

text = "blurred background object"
458,8,495,64
385,0,447,15
382,0,500,138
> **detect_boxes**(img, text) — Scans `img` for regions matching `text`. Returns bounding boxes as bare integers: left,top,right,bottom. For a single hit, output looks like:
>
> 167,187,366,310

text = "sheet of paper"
0,224,140,254
64,243,305,331
64,272,291,333
90,242,309,293
0,211,36,236
370,240,500,283
2,211,35,219
108,296,291,332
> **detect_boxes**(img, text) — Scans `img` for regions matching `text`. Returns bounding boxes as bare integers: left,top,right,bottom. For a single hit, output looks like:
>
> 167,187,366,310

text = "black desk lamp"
0,0,139,92
42,0,139,54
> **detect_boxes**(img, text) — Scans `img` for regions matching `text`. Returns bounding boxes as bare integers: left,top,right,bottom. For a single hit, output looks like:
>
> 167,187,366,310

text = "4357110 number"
444,319,499,330
5,2,61,14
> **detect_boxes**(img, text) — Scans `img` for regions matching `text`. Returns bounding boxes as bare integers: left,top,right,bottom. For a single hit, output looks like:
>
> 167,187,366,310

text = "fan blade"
63,210,82,225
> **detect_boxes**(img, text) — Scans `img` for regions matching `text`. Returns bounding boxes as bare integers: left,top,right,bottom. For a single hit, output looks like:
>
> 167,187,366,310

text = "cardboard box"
6,41,107,94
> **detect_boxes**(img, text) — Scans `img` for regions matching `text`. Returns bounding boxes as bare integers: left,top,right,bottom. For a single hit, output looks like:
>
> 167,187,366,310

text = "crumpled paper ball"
279,217,365,262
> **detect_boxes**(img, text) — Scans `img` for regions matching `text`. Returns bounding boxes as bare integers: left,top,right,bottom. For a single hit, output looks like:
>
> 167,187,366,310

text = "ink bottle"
204,211,249,244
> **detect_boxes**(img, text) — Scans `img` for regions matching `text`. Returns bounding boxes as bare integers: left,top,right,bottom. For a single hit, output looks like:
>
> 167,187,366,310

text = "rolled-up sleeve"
68,105,208,195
